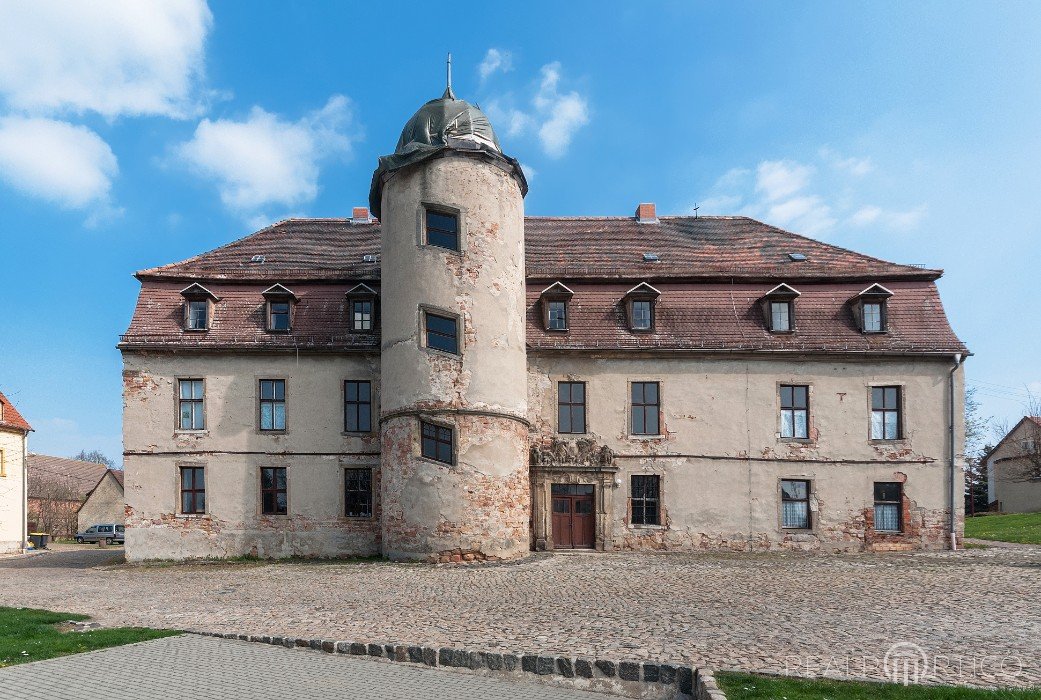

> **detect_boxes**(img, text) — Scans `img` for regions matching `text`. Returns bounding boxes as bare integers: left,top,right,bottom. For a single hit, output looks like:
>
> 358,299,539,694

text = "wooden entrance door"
551,483,595,549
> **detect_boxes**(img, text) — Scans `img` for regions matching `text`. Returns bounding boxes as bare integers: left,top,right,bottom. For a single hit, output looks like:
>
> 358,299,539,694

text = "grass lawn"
717,672,1041,699
964,512,1041,545
0,606,179,668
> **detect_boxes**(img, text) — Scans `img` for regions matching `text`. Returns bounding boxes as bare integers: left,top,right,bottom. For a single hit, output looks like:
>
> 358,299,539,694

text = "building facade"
0,391,31,553
986,417,1041,513
77,469,126,533
120,89,967,562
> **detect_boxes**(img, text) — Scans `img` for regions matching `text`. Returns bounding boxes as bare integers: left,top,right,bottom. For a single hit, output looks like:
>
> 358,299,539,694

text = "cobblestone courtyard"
1,546,1039,689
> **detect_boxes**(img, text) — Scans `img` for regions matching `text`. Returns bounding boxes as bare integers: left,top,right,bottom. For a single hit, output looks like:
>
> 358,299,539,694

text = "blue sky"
1,1,1039,463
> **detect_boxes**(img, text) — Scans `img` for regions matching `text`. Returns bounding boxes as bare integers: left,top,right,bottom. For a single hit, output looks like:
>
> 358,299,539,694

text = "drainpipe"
21,432,28,554
949,353,963,551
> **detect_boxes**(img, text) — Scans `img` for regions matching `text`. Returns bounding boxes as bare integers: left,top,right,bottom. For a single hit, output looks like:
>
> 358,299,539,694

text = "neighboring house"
986,417,1041,513
77,469,126,532
120,85,968,562
26,454,112,537
0,391,31,553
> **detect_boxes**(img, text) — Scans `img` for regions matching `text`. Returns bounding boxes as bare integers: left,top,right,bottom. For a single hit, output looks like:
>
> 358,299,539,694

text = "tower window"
425,209,459,251
420,420,454,465
424,310,459,354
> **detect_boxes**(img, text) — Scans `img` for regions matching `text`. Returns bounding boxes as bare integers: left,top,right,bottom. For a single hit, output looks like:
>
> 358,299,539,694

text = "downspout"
21,431,28,553
949,353,963,551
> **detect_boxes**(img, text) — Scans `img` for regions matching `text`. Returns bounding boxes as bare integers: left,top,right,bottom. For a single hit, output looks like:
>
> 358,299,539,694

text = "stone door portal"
551,483,595,549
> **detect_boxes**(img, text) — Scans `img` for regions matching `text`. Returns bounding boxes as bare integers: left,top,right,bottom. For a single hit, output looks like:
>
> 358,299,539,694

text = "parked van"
75,524,125,545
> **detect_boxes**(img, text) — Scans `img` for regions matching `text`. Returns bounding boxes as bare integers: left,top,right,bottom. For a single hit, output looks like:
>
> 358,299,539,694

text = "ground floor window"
630,475,661,525
261,467,288,515
179,466,205,514
344,468,373,518
874,482,903,531
781,479,811,529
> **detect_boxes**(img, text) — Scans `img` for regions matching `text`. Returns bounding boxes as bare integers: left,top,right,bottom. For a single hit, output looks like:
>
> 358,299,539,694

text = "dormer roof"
261,283,298,301
180,283,218,301
624,282,662,298
763,283,801,298
858,283,894,298
540,281,575,298
345,283,379,297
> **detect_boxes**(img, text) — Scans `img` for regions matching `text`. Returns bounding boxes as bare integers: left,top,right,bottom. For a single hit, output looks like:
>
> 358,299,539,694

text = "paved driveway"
0,634,607,700
1,547,1039,688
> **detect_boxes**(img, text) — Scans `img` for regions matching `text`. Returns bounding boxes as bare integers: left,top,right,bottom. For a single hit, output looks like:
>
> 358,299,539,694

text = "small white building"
986,417,1041,513
0,390,31,553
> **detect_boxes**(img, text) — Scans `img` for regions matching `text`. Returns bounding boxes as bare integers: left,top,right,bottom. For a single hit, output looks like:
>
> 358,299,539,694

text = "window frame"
343,380,373,434
779,384,810,440
862,300,886,333
423,206,462,253
419,419,455,465
185,299,209,331
629,298,655,332
770,299,793,333
629,381,662,437
258,378,287,432
870,385,904,441
267,300,292,332
545,299,569,331
260,466,289,516
780,478,812,530
622,283,661,333
421,306,461,356
557,381,587,434
179,465,206,515
630,474,661,526
873,481,903,532
343,467,374,519
176,378,206,432
350,298,374,332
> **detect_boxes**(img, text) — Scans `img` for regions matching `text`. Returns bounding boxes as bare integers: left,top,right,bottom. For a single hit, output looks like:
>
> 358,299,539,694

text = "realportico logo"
884,642,929,685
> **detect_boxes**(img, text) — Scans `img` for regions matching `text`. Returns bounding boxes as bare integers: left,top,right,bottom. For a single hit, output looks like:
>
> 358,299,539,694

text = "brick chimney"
352,206,372,224
635,202,657,224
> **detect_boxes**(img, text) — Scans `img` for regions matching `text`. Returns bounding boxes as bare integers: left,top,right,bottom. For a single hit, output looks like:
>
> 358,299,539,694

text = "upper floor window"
425,209,459,251
178,379,205,431
873,481,902,532
761,283,800,333
623,282,660,332
260,466,288,515
630,474,661,525
424,309,459,354
557,381,586,434
540,282,574,332
780,385,809,439
262,284,298,332
180,466,205,514
420,420,454,465
344,380,372,433
344,467,373,518
871,386,902,440
346,283,378,333
631,381,661,436
781,479,811,529
853,284,892,334
259,379,286,431
180,283,217,332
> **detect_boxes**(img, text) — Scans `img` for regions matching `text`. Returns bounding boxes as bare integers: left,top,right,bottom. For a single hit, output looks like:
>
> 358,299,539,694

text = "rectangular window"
874,482,902,532
269,301,291,331
260,467,288,515
186,300,208,330
630,475,660,525
351,299,373,331
781,479,811,529
425,209,459,251
420,420,454,464
780,385,809,439
871,386,902,440
180,466,205,514
630,381,660,436
547,300,568,330
424,311,459,354
344,468,373,518
344,380,372,433
557,382,586,434
259,379,286,431
771,301,791,332
863,302,883,332
631,300,652,330
178,379,205,430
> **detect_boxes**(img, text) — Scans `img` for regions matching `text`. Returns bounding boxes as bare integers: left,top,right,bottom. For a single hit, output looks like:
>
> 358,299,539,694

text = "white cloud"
848,204,927,231
0,116,117,209
756,160,814,201
479,49,512,81
820,147,873,176
175,95,358,215
849,205,882,226
766,195,836,235
0,0,213,119
520,162,537,182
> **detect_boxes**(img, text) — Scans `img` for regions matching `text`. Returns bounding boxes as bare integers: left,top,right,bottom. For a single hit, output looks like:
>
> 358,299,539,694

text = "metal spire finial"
443,53,455,99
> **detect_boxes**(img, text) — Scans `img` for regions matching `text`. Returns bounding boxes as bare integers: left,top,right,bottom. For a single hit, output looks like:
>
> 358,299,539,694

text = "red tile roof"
0,390,31,433
123,216,966,356
26,454,110,501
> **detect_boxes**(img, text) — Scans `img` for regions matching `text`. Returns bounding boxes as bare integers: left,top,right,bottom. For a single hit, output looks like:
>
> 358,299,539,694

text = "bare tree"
27,471,80,537
73,450,114,468
962,388,993,514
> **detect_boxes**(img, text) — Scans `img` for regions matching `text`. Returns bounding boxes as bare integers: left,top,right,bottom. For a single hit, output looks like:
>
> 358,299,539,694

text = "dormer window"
853,284,893,334
540,282,574,332
180,283,218,332
425,208,460,251
345,283,378,332
623,282,661,332
761,283,800,333
261,284,298,332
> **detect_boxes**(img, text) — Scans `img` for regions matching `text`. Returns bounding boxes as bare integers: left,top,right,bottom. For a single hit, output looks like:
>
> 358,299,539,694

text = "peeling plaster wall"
379,154,529,561
528,353,964,551
122,352,381,561
0,429,27,553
